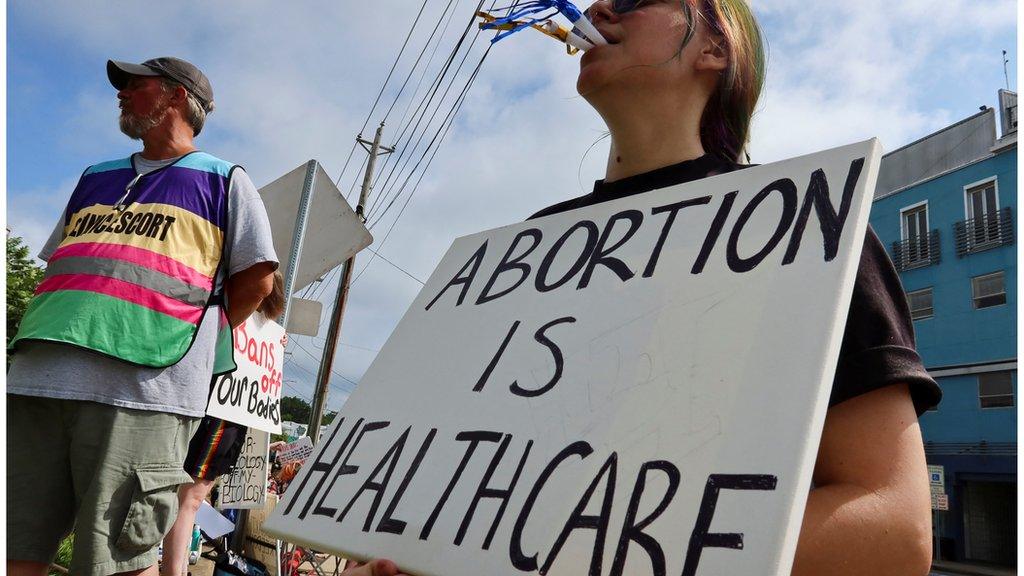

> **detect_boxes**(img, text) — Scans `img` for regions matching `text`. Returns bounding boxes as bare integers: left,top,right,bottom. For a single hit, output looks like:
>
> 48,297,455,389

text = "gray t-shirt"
7,153,279,417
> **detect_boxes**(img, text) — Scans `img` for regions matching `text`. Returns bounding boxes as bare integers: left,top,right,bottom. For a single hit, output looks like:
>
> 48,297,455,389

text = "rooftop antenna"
1003,50,1010,90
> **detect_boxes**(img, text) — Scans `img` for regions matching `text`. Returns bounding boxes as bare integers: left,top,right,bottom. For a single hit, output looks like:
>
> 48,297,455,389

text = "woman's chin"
576,61,612,98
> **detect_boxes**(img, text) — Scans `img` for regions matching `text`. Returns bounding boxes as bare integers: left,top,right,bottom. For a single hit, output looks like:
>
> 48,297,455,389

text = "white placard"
218,428,271,510
277,436,314,464
264,141,882,576
196,501,236,539
207,315,286,433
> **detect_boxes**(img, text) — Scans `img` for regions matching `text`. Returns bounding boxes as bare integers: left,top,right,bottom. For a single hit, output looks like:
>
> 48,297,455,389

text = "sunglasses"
610,0,660,13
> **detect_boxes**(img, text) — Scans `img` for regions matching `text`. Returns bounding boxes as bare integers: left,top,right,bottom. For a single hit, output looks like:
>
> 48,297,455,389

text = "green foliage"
280,395,311,424
49,534,73,575
323,410,338,425
7,235,45,348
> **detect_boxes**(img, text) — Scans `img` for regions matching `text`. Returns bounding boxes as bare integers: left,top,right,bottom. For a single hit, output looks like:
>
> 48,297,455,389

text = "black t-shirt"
529,154,941,415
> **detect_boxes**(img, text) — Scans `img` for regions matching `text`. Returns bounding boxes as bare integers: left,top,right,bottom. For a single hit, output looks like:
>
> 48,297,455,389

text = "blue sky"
6,0,1017,410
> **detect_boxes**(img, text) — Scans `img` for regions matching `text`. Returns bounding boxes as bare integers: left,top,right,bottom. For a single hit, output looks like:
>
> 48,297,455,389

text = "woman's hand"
340,559,413,576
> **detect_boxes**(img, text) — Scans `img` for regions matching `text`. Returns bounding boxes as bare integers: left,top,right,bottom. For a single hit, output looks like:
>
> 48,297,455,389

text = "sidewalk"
933,560,1016,576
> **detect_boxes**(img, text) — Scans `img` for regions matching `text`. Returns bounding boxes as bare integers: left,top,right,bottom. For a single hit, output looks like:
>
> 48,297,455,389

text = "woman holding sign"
161,273,286,576
343,1,940,575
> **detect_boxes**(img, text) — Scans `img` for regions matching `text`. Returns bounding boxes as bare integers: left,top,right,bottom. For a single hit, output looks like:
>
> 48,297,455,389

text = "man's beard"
119,100,170,140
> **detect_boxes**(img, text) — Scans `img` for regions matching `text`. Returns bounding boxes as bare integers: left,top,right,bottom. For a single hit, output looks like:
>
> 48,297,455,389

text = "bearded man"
7,57,278,576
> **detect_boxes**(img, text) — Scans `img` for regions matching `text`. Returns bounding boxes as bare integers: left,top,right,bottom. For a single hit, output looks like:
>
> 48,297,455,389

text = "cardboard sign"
207,315,286,433
217,428,271,510
264,141,881,576
278,437,314,464
197,501,236,539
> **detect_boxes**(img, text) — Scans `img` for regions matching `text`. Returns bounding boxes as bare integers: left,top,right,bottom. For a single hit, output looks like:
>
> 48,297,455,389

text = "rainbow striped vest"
10,151,235,368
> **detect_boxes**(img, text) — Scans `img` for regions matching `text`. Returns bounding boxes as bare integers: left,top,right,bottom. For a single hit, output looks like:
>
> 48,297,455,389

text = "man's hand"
340,559,413,576
225,261,276,328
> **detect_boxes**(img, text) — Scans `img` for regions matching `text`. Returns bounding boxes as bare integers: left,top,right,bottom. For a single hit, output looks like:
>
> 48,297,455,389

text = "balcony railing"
953,206,1015,257
892,229,941,271
924,441,1016,456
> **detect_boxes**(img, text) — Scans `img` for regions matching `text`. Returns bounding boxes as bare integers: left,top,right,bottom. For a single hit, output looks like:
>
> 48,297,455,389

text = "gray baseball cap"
107,57,215,112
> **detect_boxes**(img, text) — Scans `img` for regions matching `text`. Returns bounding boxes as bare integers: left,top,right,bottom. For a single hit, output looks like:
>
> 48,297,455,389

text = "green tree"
7,235,45,347
323,410,338,425
280,395,311,424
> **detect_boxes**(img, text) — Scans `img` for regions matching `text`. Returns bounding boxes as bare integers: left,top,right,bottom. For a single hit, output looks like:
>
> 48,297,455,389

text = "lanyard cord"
113,173,144,212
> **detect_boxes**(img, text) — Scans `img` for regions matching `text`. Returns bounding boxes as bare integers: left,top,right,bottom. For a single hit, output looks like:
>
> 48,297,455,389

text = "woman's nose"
586,1,618,24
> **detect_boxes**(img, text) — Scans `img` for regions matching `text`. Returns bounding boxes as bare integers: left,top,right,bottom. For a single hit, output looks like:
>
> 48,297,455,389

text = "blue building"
870,90,1017,567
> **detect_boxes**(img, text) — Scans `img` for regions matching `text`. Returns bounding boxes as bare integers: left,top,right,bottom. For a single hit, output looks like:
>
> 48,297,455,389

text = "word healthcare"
264,140,883,576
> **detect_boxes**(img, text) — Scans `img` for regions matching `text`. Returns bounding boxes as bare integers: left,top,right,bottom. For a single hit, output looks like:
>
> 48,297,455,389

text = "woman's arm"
792,383,933,576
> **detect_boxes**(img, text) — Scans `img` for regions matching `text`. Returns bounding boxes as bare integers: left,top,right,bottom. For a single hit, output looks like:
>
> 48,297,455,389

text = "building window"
978,371,1014,408
907,288,934,320
966,180,1000,246
901,204,931,266
972,271,1007,309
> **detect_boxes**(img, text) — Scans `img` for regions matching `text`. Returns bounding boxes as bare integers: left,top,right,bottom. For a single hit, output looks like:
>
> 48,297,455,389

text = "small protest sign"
264,141,881,576
277,437,313,464
218,428,271,510
207,315,286,433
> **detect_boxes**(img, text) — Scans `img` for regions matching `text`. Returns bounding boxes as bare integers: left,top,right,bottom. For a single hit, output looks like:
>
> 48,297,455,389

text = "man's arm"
225,261,276,328
792,383,933,576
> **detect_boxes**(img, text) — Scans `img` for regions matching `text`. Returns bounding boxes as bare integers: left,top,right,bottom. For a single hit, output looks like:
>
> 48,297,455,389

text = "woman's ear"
695,33,729,72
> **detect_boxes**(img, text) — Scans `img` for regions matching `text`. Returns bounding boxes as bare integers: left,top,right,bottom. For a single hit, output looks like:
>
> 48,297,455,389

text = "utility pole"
307,122,394,444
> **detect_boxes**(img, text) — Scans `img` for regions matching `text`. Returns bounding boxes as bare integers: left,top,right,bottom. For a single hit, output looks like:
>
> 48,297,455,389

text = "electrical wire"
363,0,463,215
357,0,433,136
381,0,459,125
353,42,494,285
366,1,487,218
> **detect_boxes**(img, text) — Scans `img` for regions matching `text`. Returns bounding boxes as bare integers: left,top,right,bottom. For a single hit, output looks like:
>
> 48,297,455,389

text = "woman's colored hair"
258,271,286,319
682,0,766,163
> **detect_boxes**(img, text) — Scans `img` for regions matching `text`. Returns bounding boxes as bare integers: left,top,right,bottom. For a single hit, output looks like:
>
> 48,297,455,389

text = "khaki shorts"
7,395,198,576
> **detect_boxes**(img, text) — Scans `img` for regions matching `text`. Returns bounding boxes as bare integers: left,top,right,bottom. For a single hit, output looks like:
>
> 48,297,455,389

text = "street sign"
931,494,949,511
928,464,944,489
286,297,323,337
258,162,373,294
262,140,882,576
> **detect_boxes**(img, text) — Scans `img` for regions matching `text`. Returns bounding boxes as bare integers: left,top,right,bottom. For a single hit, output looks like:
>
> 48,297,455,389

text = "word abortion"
426,159,864,311
281,418,777,576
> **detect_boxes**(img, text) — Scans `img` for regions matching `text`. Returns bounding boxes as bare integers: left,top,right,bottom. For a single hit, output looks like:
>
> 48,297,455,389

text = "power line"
367,1,486,218
363,247,425,284
353,1,504,284
381,0,459,125
288,338,359,390
357,0,433,135
354,41,494,286
364,0,462,216
285,350,357,399
389,3,463,158
333,1,430,190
